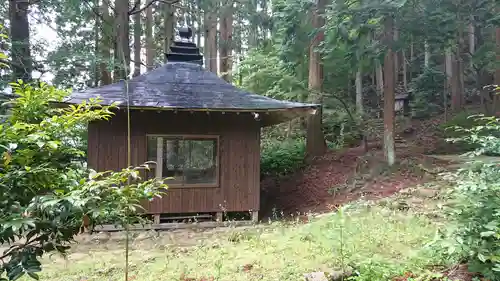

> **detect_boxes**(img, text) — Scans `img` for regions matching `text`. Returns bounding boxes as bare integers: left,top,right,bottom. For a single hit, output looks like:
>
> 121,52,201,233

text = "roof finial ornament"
178,26,193,42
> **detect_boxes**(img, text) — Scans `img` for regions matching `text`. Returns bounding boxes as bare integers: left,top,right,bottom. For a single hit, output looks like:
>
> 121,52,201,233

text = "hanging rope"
124,62,131,281
118,43,132,281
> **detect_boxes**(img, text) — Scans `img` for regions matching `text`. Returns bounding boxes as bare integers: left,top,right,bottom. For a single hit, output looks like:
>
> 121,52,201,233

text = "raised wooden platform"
91,211,259,232
93,220,256,232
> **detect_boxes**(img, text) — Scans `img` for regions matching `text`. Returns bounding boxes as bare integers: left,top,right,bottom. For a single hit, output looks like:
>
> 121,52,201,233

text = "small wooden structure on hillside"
395,93,409,114
59,27,319,225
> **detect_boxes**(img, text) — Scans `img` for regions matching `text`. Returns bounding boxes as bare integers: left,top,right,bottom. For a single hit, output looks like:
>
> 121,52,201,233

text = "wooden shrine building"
59,27,319,223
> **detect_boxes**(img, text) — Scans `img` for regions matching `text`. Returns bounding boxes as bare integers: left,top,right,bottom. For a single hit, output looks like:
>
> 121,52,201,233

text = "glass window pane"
146,136,157,179
184,139,217,184
147,136,218,185
163,138,184,184
146,136,157,162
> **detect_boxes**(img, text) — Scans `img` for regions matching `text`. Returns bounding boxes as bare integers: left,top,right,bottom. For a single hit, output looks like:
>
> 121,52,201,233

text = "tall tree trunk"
163,2,175,61
186,0,193,27
355,65,363,114
219,0,233,81
133,0,141,77
424,41,430,68
494,26,500,111
476,24,494,113
99,0,112,85
443,47,453,120
99,1,114,86
209,9,218,73
306,0,328,159
383,15,396,166
458,28,465,108
94,0,100,87
235,9,243,85
145,4,154,71
444,47,452,115
356,63,367,151
261,0,269,40
402,49,407,90
114,0,130,81
204,1,217,73
248,0,259,48
450,50,461,112
409,37,413,82
468,16,475,69
9,0,32,82
196,0,202,48
445,47,452,87
393,26,399,84
375,59,384,117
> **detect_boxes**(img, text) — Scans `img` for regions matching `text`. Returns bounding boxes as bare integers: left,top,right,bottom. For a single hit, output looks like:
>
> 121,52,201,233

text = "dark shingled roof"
62,62,319,112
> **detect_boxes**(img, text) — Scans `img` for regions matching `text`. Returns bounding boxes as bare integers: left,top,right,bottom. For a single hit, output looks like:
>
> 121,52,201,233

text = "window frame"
146,134,220,188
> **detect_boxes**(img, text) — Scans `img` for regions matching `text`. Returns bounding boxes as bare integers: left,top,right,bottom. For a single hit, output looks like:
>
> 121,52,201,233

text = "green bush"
444,113,500,155
439,115,500,280
0,82,166,280
445,163,500,280
260,138,306,177
323,110,361,147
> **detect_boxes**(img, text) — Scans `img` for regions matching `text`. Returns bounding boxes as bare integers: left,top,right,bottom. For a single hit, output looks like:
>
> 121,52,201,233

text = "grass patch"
32,204,440,281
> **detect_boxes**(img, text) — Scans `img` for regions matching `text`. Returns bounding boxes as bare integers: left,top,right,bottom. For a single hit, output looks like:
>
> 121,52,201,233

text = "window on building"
147,135,218,187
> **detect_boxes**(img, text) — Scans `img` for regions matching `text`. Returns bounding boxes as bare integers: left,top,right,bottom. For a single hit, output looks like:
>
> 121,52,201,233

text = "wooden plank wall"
87,110,261,214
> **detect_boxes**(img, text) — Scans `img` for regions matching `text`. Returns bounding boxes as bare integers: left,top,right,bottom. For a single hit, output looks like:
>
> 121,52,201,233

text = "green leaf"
485,221,498,230
480,231,496,237
26,272,39,280
46,141,59,149
7,265,24,281
478,253,487,263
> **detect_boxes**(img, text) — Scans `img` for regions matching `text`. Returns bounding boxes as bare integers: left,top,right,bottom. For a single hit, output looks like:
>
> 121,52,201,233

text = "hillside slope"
261,114,450,217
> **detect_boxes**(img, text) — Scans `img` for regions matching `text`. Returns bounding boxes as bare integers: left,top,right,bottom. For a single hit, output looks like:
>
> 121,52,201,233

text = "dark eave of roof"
61,62,319,112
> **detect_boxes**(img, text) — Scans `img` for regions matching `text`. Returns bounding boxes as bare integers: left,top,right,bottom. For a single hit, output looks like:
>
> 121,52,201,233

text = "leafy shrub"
0,82,166,280
239,49,306,102
409,67,446,119
444,113,500,155
323,109,361,147
440,115,500,280
444,163,500,280
260,138,306,177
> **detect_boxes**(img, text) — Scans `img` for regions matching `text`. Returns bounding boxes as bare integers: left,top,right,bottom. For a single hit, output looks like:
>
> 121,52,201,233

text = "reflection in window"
146,136,218,186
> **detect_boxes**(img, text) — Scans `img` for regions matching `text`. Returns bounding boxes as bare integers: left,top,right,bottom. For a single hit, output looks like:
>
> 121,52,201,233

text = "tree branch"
129,0,180,15
82,0,107,22
0,235,39,261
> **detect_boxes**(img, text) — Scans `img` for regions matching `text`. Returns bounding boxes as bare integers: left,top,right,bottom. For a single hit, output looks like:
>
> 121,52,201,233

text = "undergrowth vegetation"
436,110,494,154
3,0,500,278
6,83,499,281
260,138,306,177
33,204,440,281
0,83,166,280
436,114,500,280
